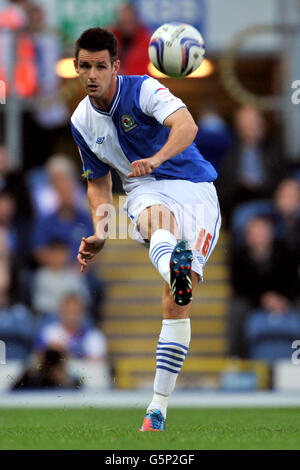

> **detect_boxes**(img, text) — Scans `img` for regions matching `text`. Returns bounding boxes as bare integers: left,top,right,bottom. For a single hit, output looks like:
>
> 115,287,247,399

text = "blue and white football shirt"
71,75,217,193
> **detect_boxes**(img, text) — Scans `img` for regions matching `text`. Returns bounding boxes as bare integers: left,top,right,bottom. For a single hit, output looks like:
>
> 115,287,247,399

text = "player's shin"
147,318,191,418
149,229,177,284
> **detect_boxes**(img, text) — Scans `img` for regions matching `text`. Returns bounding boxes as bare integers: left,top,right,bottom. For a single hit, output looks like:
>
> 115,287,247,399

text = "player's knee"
138,205,177,241
163,299,191,319
148,205,178,238
152,205,175,233
137,207,152,241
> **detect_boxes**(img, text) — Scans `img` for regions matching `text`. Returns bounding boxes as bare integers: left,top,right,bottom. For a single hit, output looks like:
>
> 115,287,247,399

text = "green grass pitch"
0,408,300,450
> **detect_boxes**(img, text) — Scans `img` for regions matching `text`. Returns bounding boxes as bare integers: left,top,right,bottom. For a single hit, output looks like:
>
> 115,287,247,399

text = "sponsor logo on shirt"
154,87,176,103
121,114,138,133
96,136,105,144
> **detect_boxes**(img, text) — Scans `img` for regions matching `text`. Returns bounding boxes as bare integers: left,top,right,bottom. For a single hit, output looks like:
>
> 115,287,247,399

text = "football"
148,22,205,78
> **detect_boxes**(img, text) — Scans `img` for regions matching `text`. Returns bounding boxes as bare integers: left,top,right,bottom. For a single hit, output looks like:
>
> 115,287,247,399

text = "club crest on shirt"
121,114,138,132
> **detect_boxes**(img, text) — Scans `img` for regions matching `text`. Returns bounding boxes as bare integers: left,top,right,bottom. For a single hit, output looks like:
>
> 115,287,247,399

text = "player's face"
74,49,120,103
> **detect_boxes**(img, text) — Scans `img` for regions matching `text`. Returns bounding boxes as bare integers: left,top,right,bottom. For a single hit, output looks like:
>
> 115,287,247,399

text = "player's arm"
78,172,113,272
156,107,198,162
71,120,113,271
127,77,198,177
128,107,198,178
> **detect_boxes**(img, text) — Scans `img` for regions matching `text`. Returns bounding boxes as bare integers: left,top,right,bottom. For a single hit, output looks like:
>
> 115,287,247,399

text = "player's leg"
139,204,194,430
137,204,179,285
141,272,199,428
148,182,220,423
138,185,220,430
138,204,193,305
162,271,200,319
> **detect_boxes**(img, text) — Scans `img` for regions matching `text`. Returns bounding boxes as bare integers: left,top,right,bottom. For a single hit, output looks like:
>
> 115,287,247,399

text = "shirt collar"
89,75,122,117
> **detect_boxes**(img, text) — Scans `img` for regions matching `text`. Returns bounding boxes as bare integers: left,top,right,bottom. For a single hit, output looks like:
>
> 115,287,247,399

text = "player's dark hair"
75,27,118,63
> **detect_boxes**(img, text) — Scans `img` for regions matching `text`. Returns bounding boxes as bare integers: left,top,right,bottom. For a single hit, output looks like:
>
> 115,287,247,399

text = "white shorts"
123,180,221,280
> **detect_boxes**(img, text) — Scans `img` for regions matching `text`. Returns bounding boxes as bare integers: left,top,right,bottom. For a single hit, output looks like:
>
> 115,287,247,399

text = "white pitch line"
1,391,300,408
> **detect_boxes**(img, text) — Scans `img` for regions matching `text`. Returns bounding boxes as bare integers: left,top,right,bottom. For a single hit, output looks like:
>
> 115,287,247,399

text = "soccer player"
71,28,221,431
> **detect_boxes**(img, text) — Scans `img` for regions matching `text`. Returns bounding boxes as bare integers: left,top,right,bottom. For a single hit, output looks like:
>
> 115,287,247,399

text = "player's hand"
77,235,105,272
128,157,161,178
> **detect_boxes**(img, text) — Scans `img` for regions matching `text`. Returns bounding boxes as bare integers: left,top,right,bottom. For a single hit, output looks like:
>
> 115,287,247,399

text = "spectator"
244,301,300,363
111,3,151,75
28,154,86,218
218,106,285,223
0,191,18,253
31,162,94,263
227,216,300,358
12,348,81,390
231,177,300,252
194,104,232,172
272,178,300,261
0,0,37,99
34,293,108,360
0,257,35,360
0,1,68,170
0,146,33,222
231,216,299,303
31,239,91,318
0,189,31,262
26,2,68,130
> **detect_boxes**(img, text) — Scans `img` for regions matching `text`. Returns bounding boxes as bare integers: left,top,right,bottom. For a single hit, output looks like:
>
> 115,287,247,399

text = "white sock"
149,229,177,285
147,318,191,418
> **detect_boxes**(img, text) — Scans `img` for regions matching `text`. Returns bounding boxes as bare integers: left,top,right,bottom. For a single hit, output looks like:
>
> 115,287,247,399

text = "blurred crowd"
0,146,108,389
1,0,300,389
195,104,300,363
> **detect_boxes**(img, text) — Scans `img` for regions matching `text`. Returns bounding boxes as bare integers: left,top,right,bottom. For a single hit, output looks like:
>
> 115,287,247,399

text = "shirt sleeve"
139,76,186,125
71,122,111,179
